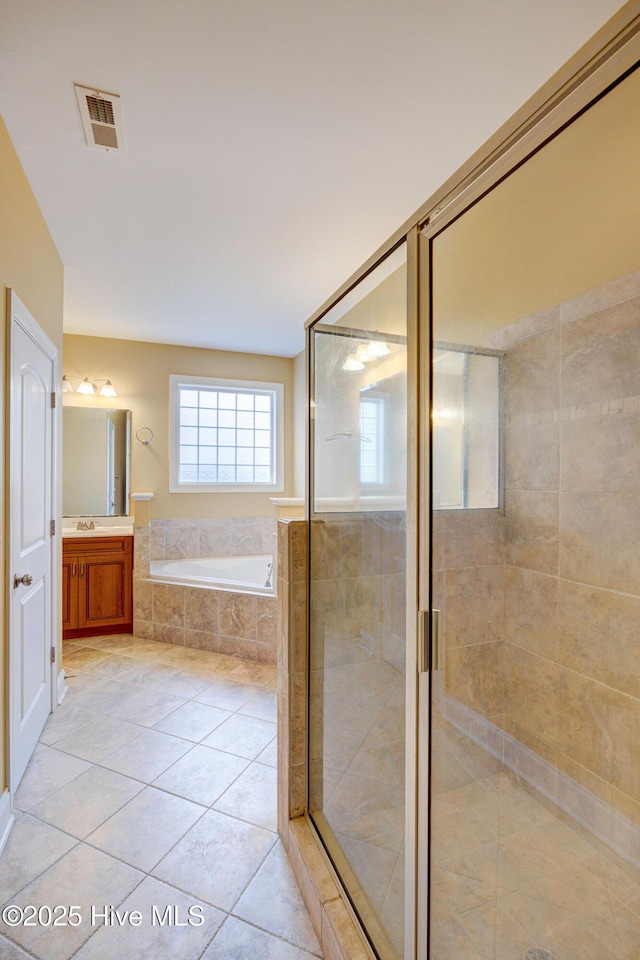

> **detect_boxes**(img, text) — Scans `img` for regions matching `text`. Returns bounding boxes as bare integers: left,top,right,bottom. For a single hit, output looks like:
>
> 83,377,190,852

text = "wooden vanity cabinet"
63,536,133,639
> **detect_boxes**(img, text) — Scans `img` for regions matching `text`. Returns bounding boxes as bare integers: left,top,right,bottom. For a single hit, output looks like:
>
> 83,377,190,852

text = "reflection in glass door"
308,244,409,959
428,63,640,959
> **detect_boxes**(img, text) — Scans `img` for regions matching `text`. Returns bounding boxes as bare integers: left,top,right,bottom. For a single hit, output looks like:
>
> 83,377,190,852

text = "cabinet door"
77,547,132,629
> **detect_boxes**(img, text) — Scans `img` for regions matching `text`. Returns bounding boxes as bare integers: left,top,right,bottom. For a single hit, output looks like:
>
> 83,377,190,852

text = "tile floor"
0,634,323,960
430,720,640,960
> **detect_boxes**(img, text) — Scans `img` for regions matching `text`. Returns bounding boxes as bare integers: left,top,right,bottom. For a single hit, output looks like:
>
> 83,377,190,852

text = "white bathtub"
149,554,275,596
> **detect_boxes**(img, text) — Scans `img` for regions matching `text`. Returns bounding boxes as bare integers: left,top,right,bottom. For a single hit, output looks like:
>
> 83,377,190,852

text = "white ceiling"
0,0,626,358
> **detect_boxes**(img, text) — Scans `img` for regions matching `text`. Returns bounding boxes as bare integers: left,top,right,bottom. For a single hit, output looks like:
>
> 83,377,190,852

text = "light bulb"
367,340,390,359
99,380,117,397
355,343,375,363
76,378,95,395
61,376,74,393
343,355,365,371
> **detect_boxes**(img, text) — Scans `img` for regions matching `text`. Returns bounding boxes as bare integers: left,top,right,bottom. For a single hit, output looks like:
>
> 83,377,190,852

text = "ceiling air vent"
74,84,124,152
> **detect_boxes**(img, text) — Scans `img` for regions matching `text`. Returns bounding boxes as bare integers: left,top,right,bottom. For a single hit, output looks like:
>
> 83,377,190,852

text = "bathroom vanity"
62,534,133,639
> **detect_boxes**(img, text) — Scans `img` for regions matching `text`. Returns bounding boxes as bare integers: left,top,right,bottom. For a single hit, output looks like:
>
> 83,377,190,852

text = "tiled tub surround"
0,632,323,960
433,270,640,880
134,516,276,576
133,516,278,663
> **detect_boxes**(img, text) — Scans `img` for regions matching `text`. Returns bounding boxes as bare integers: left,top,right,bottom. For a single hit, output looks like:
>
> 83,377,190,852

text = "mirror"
432,343,501,509
63,408,131,516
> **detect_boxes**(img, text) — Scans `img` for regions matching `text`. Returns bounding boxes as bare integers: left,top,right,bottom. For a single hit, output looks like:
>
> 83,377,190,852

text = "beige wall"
63,333,295,519
434,64,640,347
0,115,64,790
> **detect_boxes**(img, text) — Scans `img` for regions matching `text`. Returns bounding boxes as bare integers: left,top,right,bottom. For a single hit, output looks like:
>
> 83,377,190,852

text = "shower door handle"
417,609,442,673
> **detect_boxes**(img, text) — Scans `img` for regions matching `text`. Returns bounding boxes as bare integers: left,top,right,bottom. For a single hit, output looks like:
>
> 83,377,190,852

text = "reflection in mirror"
313,329,407,511
432,344,501,509
63,408,131,516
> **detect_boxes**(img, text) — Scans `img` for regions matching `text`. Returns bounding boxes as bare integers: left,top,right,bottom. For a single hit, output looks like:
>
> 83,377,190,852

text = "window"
169,375,284,492
359,393,385,486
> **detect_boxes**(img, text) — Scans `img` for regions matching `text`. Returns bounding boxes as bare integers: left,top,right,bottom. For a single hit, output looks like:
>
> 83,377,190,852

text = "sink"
62,525,133,538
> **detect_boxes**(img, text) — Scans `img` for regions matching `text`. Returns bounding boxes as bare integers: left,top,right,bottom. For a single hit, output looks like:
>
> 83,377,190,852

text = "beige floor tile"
71,654,141,681
112,689,187,726
256,739,277,768
153,745,248,806
201,714,277,760
53,716,143,763
86,787,205,872
430,917,484,959
63,648,113,670
194,678,262,711
74,876,223,960
0,935,33,958
214,762,277,830
203,915,319,959
233,842,321,955
152,701,231,742
152,809,276,911
0,813,77,904
0,843,143,960
99,728,193,781
87,677,156,702
237,688,277,723
39,703,96,746
457,898,531,960
14,744,91,811
229,661,277,685
152,671,214,699
82,635,139,653
28,766,144,839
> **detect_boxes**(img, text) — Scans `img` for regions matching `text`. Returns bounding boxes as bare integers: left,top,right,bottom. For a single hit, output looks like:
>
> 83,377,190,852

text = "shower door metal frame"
305,231,421,960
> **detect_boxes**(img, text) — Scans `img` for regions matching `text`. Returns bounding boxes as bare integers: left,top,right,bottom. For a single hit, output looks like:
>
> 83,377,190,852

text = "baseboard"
57,667,68,705
444,695,640,871
0,789,15,856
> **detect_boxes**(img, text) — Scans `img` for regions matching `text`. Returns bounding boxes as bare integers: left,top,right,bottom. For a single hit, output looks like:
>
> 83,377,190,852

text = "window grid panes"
178,385,274,485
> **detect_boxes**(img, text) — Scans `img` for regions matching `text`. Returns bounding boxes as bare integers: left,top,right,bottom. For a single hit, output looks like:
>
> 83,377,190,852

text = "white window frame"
169,374,284,493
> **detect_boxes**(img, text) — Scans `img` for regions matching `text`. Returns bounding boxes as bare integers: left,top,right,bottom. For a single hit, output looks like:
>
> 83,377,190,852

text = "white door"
8,291,57,789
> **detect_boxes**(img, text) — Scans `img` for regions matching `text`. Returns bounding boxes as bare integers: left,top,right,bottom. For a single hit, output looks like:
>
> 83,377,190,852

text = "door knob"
13,573,33,588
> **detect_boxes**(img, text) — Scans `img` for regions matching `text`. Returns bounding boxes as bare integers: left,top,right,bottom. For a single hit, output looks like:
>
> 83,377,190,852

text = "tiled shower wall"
437,268,640,832
132,515,277,663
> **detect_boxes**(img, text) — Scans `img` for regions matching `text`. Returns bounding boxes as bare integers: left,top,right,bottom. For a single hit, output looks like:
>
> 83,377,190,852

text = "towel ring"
136,427,154,446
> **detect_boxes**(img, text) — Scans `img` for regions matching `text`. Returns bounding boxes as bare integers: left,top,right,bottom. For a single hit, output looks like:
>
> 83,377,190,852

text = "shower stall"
305,15,640,960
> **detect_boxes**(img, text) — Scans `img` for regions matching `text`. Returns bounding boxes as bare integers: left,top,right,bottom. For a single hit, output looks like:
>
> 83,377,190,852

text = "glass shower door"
427,62,640,960
308,243,410,959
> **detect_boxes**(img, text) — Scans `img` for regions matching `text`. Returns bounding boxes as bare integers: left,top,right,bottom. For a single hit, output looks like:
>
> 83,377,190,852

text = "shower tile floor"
0,634,322,960
431,721,640,960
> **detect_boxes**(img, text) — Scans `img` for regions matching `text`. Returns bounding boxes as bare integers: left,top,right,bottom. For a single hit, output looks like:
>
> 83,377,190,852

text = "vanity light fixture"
76,377,95,395
343,355,365,371
365,340,390,359
343,339,391,370
62,375,118,397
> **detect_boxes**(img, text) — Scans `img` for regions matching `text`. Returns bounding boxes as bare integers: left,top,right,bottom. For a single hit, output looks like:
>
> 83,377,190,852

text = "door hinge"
50,646,56,664
50,519,56,536
51,391,56,408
